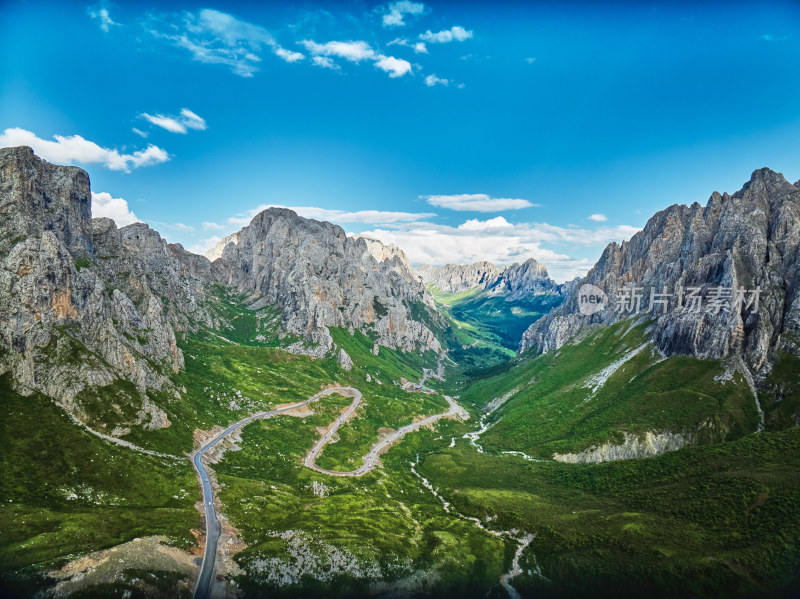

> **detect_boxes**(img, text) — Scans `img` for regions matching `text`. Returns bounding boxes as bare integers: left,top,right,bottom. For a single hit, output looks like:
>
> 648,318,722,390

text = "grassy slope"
0,288,465,596
469,321,759,457
406,319,800,597
196,318,511,596
3,284,800,598
418,429,800,598
0,376,198,595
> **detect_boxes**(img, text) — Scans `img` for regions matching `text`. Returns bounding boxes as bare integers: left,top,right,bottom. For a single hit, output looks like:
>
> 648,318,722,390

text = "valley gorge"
1,146,799,599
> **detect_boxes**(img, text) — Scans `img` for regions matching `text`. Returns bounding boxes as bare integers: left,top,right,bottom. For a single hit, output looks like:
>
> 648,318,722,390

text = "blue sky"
2,0,799,280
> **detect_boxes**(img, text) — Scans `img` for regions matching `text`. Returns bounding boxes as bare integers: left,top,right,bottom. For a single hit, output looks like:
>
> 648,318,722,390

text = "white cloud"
91,192,140,226
87,2,118,32
425,74,448,87
148,8,299,77
141,108,207,134
227,205,435,228
131,127,148,138
382,1,426,27
179,108,206,130
359,219,641,282
201,221,226,230
301,40,376,62
312,56,340,70
388,38,428,54
302,40,412,78
420,26,472,44
141,114,184,134
188,235,223,255
425,193,536,212
458,216,514,231
274,46,305,63
525,57,536,64
374,55,412,77
588,213,608,222
0,127,169,172
759,33,787,42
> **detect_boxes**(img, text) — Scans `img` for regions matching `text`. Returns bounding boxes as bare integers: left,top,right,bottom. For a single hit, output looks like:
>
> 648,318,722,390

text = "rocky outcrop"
552,431,691,463
416,261,503,294
204,231,240,262
210,208,442,356
416,258,562,299
358,236,416,277
485,258,562,299
0,146,211,429
337,348,353,371
521,168,800,378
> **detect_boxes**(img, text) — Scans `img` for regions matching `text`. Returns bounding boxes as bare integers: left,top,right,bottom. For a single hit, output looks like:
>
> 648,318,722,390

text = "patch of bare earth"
48,535,196,597
272,402,315,417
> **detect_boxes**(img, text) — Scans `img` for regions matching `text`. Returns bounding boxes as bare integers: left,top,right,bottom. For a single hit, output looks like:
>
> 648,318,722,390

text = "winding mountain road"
190,379,467,599
189,387,358,599
304,393,468,477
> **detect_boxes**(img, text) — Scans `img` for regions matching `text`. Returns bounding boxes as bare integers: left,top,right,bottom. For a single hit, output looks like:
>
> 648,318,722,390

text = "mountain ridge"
416,258,563,299
0,146,443,428
520,167,800,382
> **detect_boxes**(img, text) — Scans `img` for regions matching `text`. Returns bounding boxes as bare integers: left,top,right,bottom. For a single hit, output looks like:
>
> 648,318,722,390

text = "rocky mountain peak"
415,261,505,294
0,145,92,258
417,257,562,299
521,170,800,379
211,207,442,356
204,231,240,262
0,147,213,432
487,257,558,299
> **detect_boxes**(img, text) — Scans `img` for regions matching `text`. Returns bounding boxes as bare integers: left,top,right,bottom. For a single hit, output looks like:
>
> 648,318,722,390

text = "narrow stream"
409,454,546,598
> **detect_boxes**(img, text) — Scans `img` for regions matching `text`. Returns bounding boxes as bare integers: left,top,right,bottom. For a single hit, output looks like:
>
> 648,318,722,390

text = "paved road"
190,387,358,599
304,394,468,477
190,371,468,597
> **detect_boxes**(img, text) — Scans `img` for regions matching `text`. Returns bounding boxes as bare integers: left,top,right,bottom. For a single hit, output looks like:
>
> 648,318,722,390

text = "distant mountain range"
416,258,565,299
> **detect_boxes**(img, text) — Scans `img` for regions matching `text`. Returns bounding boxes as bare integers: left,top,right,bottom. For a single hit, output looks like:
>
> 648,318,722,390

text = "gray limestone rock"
337,348,353,371
521,168,800,380
416,258,563,299
415,261,503,294
0,147,211,429
210,208,442,356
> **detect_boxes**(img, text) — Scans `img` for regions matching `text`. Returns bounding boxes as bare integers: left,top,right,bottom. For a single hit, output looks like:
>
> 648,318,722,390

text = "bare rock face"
204,231,240,262
416,261,503,293
521,168,800,378
337,348,353,371
416,258,563,300
552,431,691,464
0,146,92,257
210,208,442,356
0,147,211,428
485,258,562,299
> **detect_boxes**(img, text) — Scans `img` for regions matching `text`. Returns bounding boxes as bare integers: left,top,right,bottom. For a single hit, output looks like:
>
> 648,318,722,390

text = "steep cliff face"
210,208,442,356
0,147,211,429
416,261,503,294
521,168,800,378
485,258,562,299
204,231,240,262
416,258,562,299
